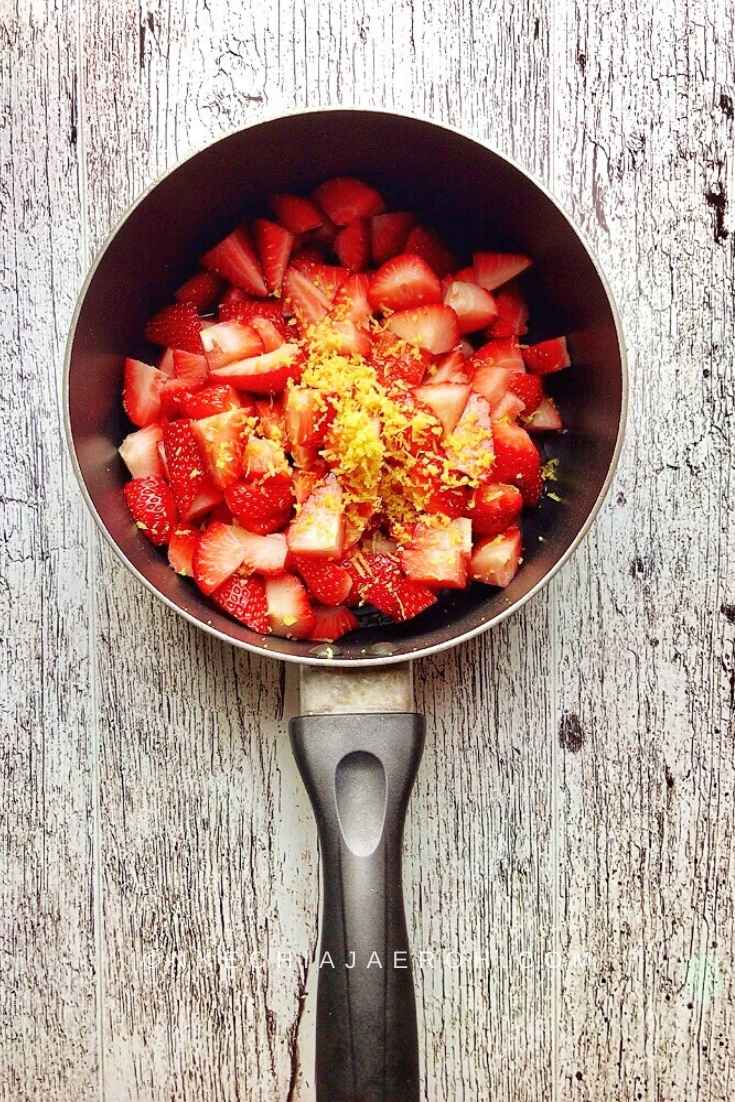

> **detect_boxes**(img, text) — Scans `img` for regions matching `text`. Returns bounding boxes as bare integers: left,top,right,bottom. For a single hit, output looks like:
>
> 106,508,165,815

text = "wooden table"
2,1,733,1098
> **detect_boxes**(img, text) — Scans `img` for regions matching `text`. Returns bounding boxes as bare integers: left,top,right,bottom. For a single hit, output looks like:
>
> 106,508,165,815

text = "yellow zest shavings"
541,457,559,482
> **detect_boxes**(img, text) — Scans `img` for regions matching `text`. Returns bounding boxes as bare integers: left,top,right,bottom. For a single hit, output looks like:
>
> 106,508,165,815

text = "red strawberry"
332,273,372,325
347,552,437,622
312,177,384,225
369,254,442,313
404,225,455,277
211,573,270,632
486,281,529,338
264,573,315,639
225,474,294,535
201,226,267,297
218,294,289,336
243,436,290,478
387,304,460,355
255,397,287,441
191,407,250,489
144,303,204,354
292,469,321,505
445,394,495,481
329,318,371,358
172,348,209,389
237,530,288,575
453,265,476,283
270,193,323,234
471,365,522,410
167,526,198,575
283,266,332,327
370,329,432,387
119,423,165,479
521,337,571,375
443,281,497,334
334,218,370,271
525,396,563,431
123,357,167,427
470,482,523,537
254,218,294,294
193,521,248,595
470,338,525,372
309,605,359,642
162,418,216,518
124,476,176,546
370,212,416,265
294,556,353,606
471,526,522,588
410,453,469,518
473,251,532,291
201,320,263,370
429,349,470,384
209,343,303,394
491,419,543,505
187,484,224,522
285,387,335,447
175,270,223,310
182,384,242,420
287,474,344,560
250,316,285,352
507,372,544,414
401,517,472,589
289,258,348,301
413,382,470,436
491,391,526,423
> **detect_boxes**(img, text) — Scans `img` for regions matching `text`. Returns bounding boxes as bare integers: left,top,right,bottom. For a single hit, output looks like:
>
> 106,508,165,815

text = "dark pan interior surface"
66,109,625,665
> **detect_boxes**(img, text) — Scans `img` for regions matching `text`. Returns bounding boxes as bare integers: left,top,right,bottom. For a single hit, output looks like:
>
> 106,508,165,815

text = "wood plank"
0,3,98,1099
552,0,735,1097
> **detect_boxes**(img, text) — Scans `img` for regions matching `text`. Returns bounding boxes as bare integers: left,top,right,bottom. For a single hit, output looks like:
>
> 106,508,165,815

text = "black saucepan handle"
289,711,425,1102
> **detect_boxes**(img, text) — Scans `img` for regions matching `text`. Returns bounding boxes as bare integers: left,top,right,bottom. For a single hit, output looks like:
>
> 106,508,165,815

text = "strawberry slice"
312,177,384,225
167,527,198,576
182,384,242,420
218,293,289,335
236,530,288,575
254,218,294,294
309,605,359,642
401,517,472,589
470,338,525,372
445,394,495,482
209,343,303,394
491,419,543,505
471,366,523,410
289,258,348,301
250,316,285,352
347,551,437,621
123,357,167,427
404,225,455,277
507,372,544,414
201,320,263,370
243,436,290,478
283,267,332,327
486,281,529,338
525,396,563,431
521,337,571,375
285,387,334,447
331,273,372,325
470,482,523,537
453,265,476,283
193,521,248,595
370,329,432,387
473,251,532,291
119,423,165,479
386,304,460,355
443,281,498,334
287,474,344,560
429,349,470,384
201,226,267,297
370,212,416,265
144,303,204,354
175,270,223,310
191,407,250,489
264,574,316,639
413,382,470,436
211,573,270,632
187,484,224,522
172,349,209,389
293,469,321,505
491,392,526,423
255,397,286,441
369,254,442,313
225,472,294,534
270,193,323,234
162,418,216,518
158,347,176,376
124,476,176,546
334,218,370,271
471,526,522,587
294,556,353,606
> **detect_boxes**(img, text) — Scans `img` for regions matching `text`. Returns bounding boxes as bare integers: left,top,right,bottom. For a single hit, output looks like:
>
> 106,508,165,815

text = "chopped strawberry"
187,484,224,522
443,281,497,334
369,254,442,313
429,349,470,384
162,418,216,518
211,573,270,632
525,396,563,431
144,302,204,354
218,294,289,335
507,372,544,414
521,337,571,375
334,218,370,271
471,365,522,410
309,605,359,641
413,382,470,436
289,258,347,301
253,218,294,294
193,521,248,595
473,251,532,291
175,270,223,310
453,265,476,283
270,193,324,234
487,281,529,338
119,423,165,479
410,453,469,518
330,272,372,326
225,473,294,534
264,574,315,639
172,348,209,390
471,526,522,587
201,226,267,297
491,419,543,506
158,347,176,376
370,329,432,387
209,343,303,394
401,517,472,589
294,557,353,606
347,552,437,621
470,482,523,537
445,394,495,481
250,317,284,352
243,436,289,478
123,357,167,427
167,527,199,575
491,392,526,422
124,476,176,546
287,474,344,560
236,529,288,575
255,396,286,441
191,407,250,489
292,469,321,505
285,387,334,447
470,338,525,372
387,304,460,355
404,225,455,277
312,177,384,225
283,266,332,327
290,444,328,474
200,320,263,370
182,384,242,419
370,212,416,265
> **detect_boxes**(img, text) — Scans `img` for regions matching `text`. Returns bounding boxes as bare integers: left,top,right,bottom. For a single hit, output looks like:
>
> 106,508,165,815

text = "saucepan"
64,108,626,1101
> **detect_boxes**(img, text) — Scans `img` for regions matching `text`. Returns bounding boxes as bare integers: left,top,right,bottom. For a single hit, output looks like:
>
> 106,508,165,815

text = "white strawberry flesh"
471,526,522,587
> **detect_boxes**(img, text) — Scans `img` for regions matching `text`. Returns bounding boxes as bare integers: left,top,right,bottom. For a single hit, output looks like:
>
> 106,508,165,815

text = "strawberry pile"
119,176,571,643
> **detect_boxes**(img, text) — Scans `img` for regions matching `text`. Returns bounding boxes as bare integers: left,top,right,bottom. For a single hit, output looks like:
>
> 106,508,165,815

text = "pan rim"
62,105,628,668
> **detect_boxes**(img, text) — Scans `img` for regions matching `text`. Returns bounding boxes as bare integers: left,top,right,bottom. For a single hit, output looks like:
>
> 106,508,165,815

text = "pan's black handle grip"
289,712,425,1102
